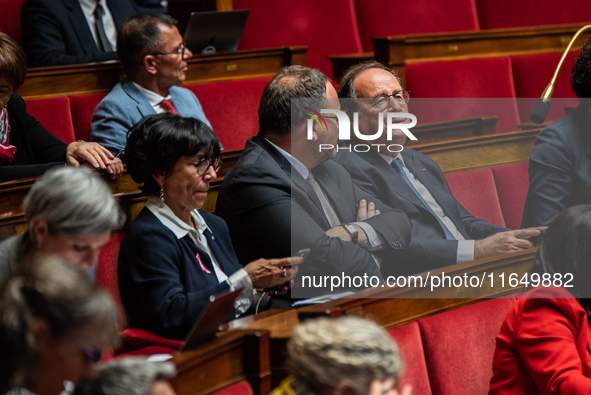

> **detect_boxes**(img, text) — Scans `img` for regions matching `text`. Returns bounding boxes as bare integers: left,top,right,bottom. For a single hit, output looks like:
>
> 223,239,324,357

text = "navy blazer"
118,208,243,340
21,0,139,67
335,147,506,273
216,134,411,291
522,103,591,227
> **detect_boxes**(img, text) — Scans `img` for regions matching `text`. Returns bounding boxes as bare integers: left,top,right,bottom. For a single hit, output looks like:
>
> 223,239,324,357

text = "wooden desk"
226,249,536,387
171,329,271,395
19,46,307,99
330,24,586,81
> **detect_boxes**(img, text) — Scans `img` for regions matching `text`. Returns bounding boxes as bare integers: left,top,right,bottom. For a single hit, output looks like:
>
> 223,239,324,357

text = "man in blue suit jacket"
90,14,211,155
335,61,540,273
21,0,143,68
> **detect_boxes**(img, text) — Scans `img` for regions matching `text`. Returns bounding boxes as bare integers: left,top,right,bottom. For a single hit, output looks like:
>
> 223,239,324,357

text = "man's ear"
32,219,49,247
143,54,159,75
29,318,52,351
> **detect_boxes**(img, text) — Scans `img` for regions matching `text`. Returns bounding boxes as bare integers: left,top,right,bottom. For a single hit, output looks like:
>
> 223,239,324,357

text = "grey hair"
337,60,401,115
73,357,176,395
23,166,125,241
258,65,331,137
0,256,119,391
288,316,403,395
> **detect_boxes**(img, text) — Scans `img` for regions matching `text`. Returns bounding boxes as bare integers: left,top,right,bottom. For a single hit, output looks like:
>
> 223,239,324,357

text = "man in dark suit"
335,61,540,273
21,0,142,67
216,66,411,293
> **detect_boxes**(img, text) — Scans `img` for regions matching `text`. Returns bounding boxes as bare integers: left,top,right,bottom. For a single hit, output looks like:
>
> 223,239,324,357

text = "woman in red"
489,205,591,394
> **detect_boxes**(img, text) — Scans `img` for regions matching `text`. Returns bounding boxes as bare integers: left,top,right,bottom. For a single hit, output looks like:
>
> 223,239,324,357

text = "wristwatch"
343,223,359,244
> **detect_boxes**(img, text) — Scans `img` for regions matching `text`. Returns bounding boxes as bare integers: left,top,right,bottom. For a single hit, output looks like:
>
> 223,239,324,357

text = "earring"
159,185,165,202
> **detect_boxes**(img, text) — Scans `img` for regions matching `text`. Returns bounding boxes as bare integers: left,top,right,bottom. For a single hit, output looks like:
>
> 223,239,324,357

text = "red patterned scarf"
0,105,17,165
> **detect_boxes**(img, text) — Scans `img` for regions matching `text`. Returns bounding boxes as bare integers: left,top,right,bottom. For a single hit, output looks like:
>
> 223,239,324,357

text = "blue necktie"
392,159,456,240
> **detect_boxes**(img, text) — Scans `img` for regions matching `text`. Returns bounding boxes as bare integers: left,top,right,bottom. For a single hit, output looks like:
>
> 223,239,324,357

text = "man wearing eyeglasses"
335,61,541,274
90,14,212,155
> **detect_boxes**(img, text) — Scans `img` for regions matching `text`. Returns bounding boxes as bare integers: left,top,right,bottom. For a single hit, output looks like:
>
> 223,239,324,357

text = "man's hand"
357,199,381,221
244,256,302,290
65,141,123,179
474,228,543,259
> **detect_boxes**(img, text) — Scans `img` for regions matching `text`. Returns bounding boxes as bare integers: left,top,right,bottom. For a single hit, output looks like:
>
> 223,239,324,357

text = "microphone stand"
530,24,591,124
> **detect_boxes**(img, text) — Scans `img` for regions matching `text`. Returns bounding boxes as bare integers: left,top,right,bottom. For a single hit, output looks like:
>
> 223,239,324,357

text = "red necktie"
159,99,179,115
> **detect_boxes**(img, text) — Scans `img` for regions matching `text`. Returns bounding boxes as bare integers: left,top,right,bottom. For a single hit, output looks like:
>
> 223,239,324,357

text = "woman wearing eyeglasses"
119,113,300,340
0,256,119,395
0,32,123,182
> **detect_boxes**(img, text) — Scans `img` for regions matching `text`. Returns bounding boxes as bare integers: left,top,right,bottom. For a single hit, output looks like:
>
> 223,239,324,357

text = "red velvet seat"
387,322,432,395
475,0,591,29
0,0,26,44
69,92,108,141
444,167,506,228
186,78,270,150
405,57,520,133
491,162,529,230
355,0,480,52
511,51,579,124
26,96,76,144
418,298,516,395
233,0,363,77
96,232,184,353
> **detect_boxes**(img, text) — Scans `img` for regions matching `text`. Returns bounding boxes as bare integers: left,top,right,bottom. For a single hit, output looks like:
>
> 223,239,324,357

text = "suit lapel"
122,80,155,119
64,0,99,55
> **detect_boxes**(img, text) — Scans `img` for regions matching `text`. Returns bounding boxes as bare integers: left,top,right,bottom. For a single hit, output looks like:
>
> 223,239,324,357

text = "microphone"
530,24,591,124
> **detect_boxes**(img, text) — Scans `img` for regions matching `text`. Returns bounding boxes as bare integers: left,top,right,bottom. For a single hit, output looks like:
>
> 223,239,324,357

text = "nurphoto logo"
305,108,418,153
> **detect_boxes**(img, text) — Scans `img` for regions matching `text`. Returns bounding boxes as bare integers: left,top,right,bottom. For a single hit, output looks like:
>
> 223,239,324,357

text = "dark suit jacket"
0,94,66,182
489,286,591,394
216,134,411,292
21,0,139,67
118,207,243,340
522,103,591,228
335,147,506,273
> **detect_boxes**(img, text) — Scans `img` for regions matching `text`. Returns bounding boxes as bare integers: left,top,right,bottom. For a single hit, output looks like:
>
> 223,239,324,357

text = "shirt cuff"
457,240,475,263
351,221,385,250
226,268,254,316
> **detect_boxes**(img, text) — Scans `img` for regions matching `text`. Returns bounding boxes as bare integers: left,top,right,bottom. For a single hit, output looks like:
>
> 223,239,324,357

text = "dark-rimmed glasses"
188,157,223,175
373,90,411,109
152,43,187,57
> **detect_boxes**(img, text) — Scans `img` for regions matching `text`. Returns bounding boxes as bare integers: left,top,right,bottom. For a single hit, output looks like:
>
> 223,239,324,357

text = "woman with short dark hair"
0,256,119,395
119,113,299,340
0,32,123,181
490,205,591,393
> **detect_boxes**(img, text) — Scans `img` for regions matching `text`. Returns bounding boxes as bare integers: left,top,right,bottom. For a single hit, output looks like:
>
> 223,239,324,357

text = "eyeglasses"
79,344,102,363
188,157,223,175
0,88,13,102
373,90,411,109
152,43,187,57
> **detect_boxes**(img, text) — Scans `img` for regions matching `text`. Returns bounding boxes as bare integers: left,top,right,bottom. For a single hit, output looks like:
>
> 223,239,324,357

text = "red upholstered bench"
444,167,506,227
388,297,516,395
234,0,362,77
0,0,26,44
186,78,271,150
511,51,579,124
491,162,529,230
405,57,520,133
69,92,108,141
475,0,591,29
26,96,76,144
97,232,184,355
354,0,480,52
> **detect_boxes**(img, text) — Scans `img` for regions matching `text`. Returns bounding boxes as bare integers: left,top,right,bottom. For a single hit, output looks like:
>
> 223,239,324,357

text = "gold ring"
282,267,288,277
